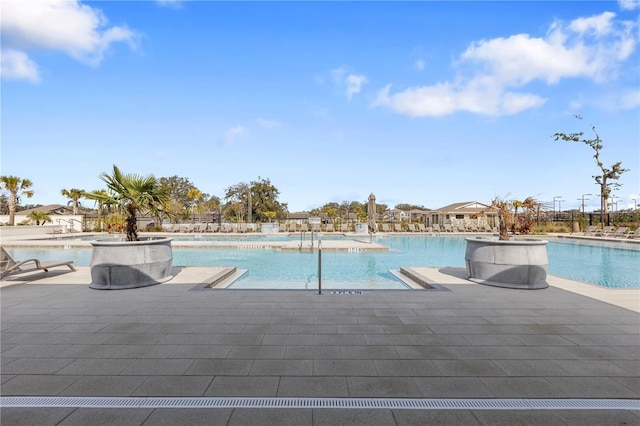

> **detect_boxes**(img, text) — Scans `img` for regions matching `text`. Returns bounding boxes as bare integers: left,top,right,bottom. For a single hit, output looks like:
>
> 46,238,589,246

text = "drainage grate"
1,397,638,410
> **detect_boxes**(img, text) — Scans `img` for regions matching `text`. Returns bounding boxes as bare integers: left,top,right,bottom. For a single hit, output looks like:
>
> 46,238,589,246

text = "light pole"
579,193,592,215
553,196,562,221
557,198,565,221
633,198,638,211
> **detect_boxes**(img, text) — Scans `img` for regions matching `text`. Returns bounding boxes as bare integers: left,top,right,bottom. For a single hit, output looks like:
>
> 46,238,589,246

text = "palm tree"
28,211,52,225
84,189,111,231
88,165,170,241
0,175,34,226
61,188,85,215
186,188,202,223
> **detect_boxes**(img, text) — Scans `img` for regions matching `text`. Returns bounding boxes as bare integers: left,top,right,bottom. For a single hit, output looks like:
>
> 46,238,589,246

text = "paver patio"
1,266,639,425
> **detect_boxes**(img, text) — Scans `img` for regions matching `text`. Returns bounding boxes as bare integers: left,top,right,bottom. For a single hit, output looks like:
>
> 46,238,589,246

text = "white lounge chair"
1,247,76,279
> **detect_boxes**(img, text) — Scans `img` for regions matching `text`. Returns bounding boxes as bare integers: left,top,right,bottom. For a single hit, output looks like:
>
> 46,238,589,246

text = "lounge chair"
407,223,417,232
483,224,493,232
583,225,598,236
382,224,390,232
1,247,76,279
432,224,441,233
627,228,640,239
612,227,629,238
443,224,453,232
394,223,403,232
595,226,615,237
340,224,349,233
326,223,334,232
417,224,426,232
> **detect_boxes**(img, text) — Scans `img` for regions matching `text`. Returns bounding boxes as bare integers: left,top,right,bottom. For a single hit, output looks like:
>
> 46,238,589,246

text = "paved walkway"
1,267,639,425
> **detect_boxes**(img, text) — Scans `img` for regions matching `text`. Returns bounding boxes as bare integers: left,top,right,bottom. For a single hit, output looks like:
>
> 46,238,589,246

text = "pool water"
5,236,639,289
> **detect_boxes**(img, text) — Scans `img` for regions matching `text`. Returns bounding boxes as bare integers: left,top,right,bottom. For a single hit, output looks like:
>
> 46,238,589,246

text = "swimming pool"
4,236,639,289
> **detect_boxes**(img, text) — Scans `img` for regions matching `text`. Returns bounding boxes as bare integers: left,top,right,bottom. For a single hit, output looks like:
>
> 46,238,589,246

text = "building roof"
432,201,497,214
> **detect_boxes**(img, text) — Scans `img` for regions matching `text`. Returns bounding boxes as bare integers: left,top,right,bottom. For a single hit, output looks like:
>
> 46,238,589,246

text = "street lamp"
633,198,638,211
579,193,592,215
553,196,562,221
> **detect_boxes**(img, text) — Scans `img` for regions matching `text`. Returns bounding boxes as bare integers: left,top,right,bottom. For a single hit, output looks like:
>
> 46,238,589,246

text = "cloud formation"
224,126,248,145
1,0,139,82
331,66,368,99
375,11,637,117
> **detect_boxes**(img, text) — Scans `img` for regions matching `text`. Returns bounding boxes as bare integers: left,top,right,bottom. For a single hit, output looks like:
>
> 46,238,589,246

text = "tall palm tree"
88,165,170,241
0,175,34,226
60,188,85,215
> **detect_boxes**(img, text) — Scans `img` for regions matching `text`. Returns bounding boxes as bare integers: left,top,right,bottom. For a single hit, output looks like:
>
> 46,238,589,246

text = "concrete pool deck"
1,266,638,425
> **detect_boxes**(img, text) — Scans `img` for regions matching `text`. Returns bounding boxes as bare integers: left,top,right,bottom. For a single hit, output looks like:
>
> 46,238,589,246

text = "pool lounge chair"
595,226,615,237
627,228,640,239
326,223,334,232
1,247,76,279
612,227,629,238
394,223,403,232
432,224,441,233
584,225,598,236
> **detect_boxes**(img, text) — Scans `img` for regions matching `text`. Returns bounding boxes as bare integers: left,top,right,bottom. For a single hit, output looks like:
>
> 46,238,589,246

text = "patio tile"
471,410,565,425
250,359,313,376
433,360,506,377
347,377,422,398
2,357,73,374
492,359,569,376
313,360,377,376
480,377,563,398
142,408,233,425
284,345,342,359
57,408,153,426
167,344,231,359
132,375,212,396
0,408,76,426
340,345,399,359
545,376,640,398
228,408,312,426
120,358,194,375
186,359,253,375
60,375,147,396
278,376,349,397
414,377,495,398
393,410,481,425
1,374,80,395
227,345,286,359
54,344,126,359
374,359,441,376
57,358,134,375
205,376,280,396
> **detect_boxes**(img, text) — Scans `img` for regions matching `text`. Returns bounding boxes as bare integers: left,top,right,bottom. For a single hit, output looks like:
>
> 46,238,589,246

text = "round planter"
465,237,548,289
90,237,173,290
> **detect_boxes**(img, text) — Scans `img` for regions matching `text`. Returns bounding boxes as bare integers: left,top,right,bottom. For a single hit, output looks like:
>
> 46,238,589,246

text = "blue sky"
2,0,639,213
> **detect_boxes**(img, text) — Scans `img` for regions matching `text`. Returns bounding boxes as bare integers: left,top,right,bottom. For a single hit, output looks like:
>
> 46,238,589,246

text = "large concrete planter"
90,237,173,290
465,237,548,289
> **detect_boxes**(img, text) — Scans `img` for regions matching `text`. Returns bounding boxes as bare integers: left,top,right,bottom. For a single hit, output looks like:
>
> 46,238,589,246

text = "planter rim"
465,237,548,246
91,237,172,247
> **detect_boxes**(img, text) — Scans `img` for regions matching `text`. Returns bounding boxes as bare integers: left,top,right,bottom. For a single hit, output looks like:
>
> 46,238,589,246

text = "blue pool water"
5,236,639,289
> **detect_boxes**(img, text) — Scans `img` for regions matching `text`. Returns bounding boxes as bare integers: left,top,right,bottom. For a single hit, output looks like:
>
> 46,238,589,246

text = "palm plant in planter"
87,165,174,290
465,196,548,290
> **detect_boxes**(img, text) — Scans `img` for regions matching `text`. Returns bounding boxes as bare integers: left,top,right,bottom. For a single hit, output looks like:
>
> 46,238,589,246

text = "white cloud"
619,88,640,108
415,59,426,71
224,126,248,145
257,118,281,129
345,74,367,99
375,11,638,117
1,0,139,82
330,66,368,99
0,49,40,83
618,0,640,10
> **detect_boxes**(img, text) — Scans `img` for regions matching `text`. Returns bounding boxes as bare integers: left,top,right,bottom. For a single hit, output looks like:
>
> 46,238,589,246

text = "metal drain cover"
1,397,638,410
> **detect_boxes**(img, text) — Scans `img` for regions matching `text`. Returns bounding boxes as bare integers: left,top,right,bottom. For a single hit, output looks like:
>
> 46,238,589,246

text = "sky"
1,0,639,214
